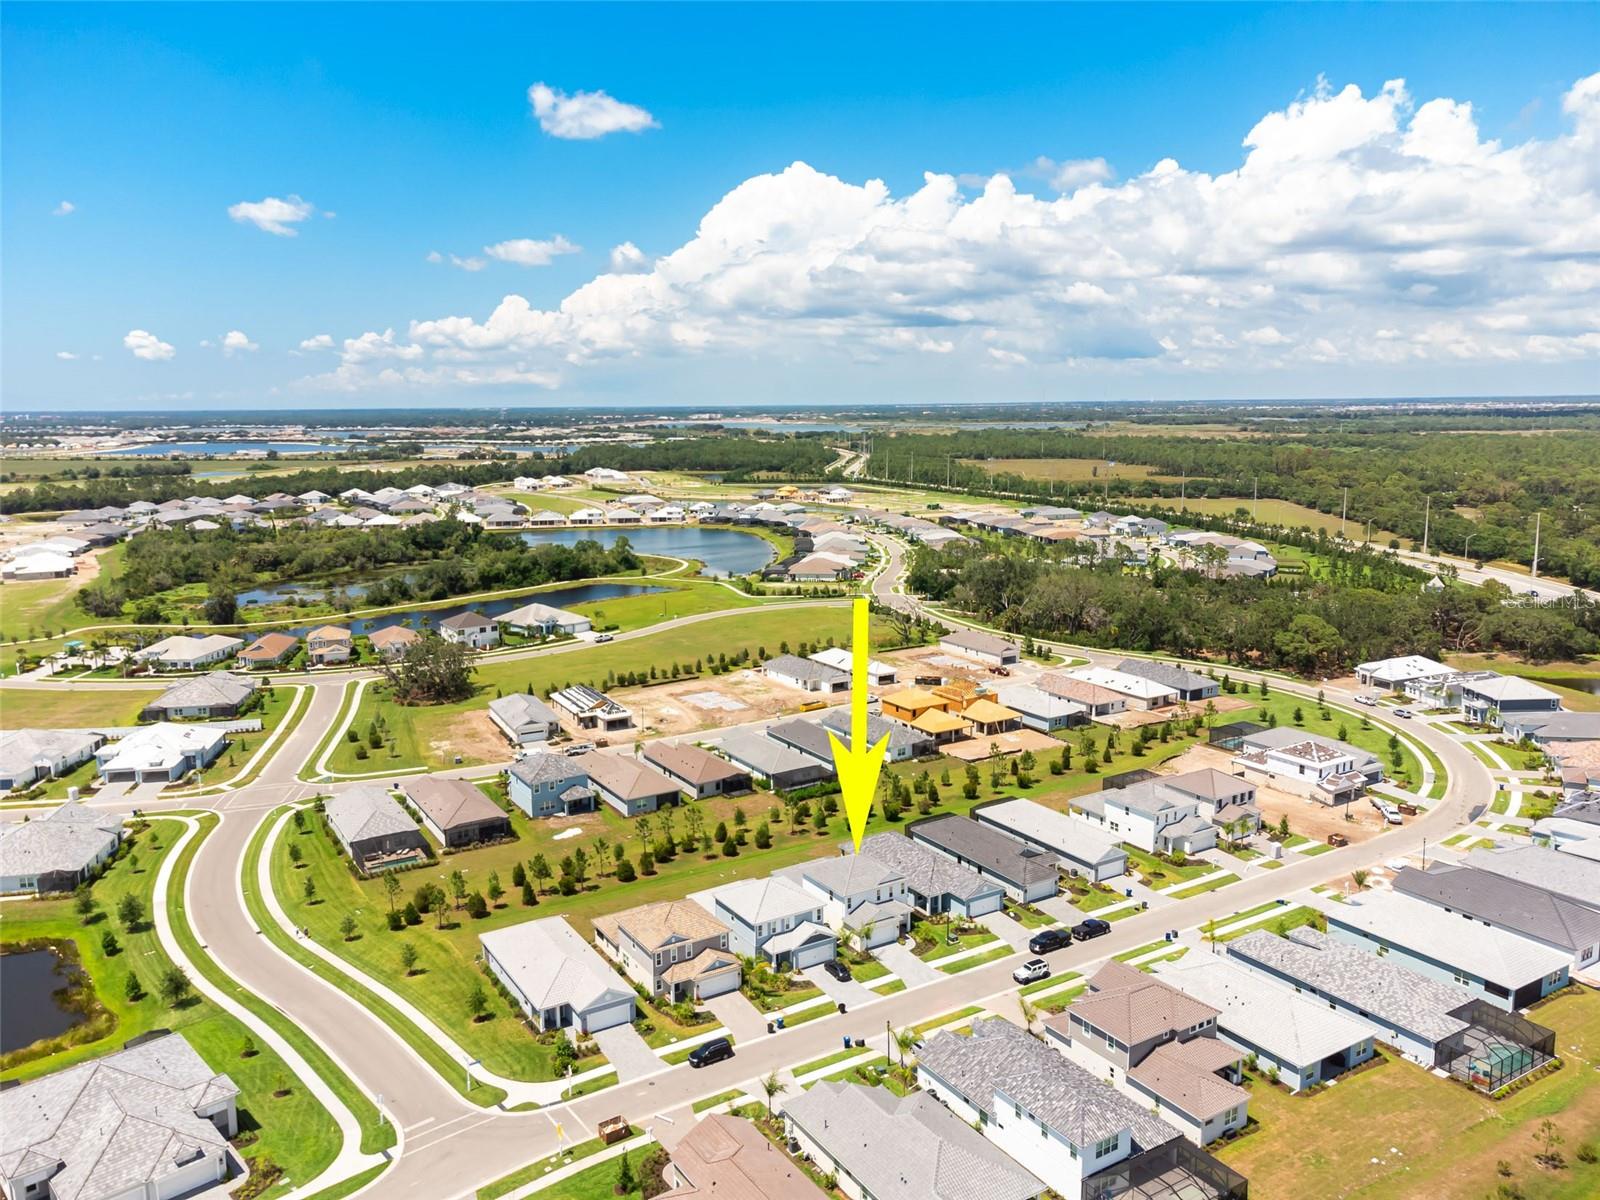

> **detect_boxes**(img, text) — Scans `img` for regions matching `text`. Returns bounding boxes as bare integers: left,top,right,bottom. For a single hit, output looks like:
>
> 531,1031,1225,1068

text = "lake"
273,581,667,639
104,441,344,457
1526,674,1600,697
238,571,423,607
518,527,775,577
0,947,87,1053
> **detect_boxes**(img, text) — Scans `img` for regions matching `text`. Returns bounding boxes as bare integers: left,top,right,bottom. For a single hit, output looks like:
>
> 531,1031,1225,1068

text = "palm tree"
1351,868,1370,891
759,1070,787,1119
893,1026,917,1071
1017,994,1039,1034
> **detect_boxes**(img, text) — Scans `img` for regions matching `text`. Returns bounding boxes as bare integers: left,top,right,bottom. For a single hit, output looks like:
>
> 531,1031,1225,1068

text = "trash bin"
776,1014,785,1029
842,1035,851,1049
837,1002,847,1014
768,1021,776,1034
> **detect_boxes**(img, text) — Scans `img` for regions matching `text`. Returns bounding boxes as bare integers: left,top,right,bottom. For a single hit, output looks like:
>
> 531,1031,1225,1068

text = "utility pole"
1531,512,1542,578
1340,487,1348,539
946,455,951,488
1422,495,1431,556
1252,476,1258,523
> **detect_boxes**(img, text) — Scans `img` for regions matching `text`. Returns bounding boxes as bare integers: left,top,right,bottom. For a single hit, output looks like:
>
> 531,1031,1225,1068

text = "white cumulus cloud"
221,330,259,355
52,200,76,217
56,350,78,360
427,249,487,271
124,330,176,361
483,236,580,267
527,83,658,140
302,71,1600,394
299,334,335,351
228,194,316,236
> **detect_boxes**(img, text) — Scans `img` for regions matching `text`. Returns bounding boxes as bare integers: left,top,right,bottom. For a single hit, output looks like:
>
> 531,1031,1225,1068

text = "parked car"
1028,928,1072,954
822,960,851,983
1355,695,1377,707
1393,708,1413,719
1071,918,1112,941
688,1037,734,1068
593,632,614,643
563,742,596,756
1012,958,1051,985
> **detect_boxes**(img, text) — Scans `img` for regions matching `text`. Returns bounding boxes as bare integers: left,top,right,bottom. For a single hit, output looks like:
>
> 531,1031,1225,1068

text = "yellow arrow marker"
828,597,890,853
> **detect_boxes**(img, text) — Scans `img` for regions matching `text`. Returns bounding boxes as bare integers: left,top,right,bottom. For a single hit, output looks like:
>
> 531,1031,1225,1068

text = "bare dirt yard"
943,728,1062,762
619,670,850,740
432,711,516,764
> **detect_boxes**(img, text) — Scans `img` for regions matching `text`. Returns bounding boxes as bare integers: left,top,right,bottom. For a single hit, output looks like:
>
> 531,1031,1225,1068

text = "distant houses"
133,633,243,671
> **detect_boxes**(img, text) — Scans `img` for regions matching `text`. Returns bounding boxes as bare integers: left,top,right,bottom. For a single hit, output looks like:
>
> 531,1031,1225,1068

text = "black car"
1028,928,1072,954
687,1037,734,1068
822,959,851,983
1071,918,1112,941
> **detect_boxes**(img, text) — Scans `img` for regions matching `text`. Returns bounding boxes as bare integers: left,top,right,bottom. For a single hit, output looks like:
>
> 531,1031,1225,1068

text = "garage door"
580,997,637,1034
696,970,740,1001
961,891,1004,918
792,939,836,971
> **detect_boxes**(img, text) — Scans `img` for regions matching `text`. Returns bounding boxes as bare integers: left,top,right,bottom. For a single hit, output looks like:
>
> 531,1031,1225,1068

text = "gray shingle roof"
939,629,1019,658
147,672,256,713
819,709,932,754
857,832,1002,905
507,751,583,789
0,803,122,881
910,814,1059,890
1394,863,1600,953
1115,659,1214,692
783,1079,1043,1200
763,654,848,686
0,729,102,785
488,693,560,732
324,785,416,845
919,1017,1179,1151
1466,844,1600,911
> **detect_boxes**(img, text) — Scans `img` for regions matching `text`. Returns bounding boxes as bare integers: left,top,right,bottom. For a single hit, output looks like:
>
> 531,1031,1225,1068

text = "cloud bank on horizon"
298,72,1600,396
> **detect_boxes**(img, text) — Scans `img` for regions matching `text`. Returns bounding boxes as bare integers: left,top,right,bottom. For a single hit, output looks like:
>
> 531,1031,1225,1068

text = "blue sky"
4,2,1598,411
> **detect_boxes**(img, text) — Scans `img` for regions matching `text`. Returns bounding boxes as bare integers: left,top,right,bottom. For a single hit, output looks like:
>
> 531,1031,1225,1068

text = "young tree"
511,862,527,888
117,893,145,931
759,1070,788,1119
399,942,420,976
159,966,192,1007
339,914,358,941
486,871,504,905
449,869,467,908
615,858,637,882
530,854,552,894
303,876,318,903
383,871,401,912
521,880,538,906
74,886,98,925
125,972,144,1002
241,1035,258,1059
101,929,120,956
615,1151,637,1197
467,982,489,1022
754,822,772,849
288,842,303,867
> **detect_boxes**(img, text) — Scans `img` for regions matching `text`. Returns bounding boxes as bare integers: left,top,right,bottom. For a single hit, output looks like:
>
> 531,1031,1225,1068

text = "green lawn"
573,580,763,633
1218,988,1600,1199
513,1141,652,1200
917,923,999,961
692,1088,745,1113
1212,904,1322,943
940,944,1015,973
0,684,161,729
0,816,341,1198
1167,872,1239,899
910,1006,983,1037
477,1132,631,1200
1121,845,1215,890
1021,969,1081,996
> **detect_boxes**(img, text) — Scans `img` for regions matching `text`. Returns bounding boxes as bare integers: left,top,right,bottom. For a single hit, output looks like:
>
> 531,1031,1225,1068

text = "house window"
1225,1106,1242,1125
1095,1135,1119,1158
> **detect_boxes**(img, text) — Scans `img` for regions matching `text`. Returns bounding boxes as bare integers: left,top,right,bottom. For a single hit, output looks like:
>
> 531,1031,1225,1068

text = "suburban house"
238,631,299,668
438,611,500,650
960,697,1022,736
1354,654,1452,692
641,741,750,799
481,917,637,1034
1036,673,1128,719
592,899,741,1003
1316,890,1572,1010
1466,844,1600,912
306,625,355,666
0,803,123,893
1157,950,1377,1092
550,684,634,733
0,728,105,793
498,601,592,637
1226,928,1557,1089
575,751,683,816
1115,659,1220,702
763,654,849,693
915,1018,1245,1200
856,831,1005,917
784,1080,1045,1200
819,709,933,761
996,683,1087,733
0,1033,239,1200
809,646,896,685
133,632,244,670
399,777,512,847
1076,770,1253,855
323,785,429,873
907,813,1060,903
95,723,226,783
715,729,835,792
369,625,420,660
973,797,1127,882
659,1113,828,1200
785,552,855,581
506,752,595,818
878,685,949,724
938,629,1020,666
708,876,838,969
1392,861,1600,976
1232,728,1379,806
1047,961,1250,1146
791,854,914,949
1459,675,1564,727
1065,666,1178,711
488,693,562,746
139,671,257,720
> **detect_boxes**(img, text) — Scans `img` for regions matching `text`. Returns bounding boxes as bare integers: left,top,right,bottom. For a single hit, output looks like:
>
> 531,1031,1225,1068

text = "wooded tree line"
906,543,1600,669
561,435,837,479
868,427,1600,586
77,523,641,618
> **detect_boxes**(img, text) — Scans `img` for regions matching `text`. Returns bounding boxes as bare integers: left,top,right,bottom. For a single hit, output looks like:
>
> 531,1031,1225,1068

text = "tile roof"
1226,929,1472,1043
239,632,298,661
147,672,256,713
0,1033,237,1200
399,777,506,830
1126,1037,1248,1121
783,1080,1043,1200
642,741,748,787
1060,961,1219,1045
660,1113,828,1200
96,723,225,774
592,899,727,954
918,1017,1178,1150
1036,673,1124,706
368,625,419,649
857,832,1002,905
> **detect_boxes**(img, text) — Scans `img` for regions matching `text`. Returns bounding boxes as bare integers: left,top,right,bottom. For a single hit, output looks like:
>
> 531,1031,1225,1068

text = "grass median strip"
242,808,508,1107
939,944,1015,974
692,1089,745,1114
910,1006,983,1037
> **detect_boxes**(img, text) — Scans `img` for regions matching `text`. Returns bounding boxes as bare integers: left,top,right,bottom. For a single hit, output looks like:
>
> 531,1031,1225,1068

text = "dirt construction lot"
1157,744,1393,845
618,670,850,739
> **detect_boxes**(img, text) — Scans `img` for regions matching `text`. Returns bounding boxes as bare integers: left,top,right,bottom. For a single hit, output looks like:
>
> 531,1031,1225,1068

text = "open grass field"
1217,987,1600,1200
965,457,1176,483
0,543,125,642
1446,653,1600,713
573,579,764,633
0,684,161,729
0,816,340,1198
325,603,858,775
1142,496,1405,543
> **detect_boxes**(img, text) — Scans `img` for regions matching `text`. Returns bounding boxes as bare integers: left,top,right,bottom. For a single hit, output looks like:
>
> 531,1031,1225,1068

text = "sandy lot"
1156,744,1392,845
882,644,1034,687
943,728,1062,762
436,711,517,764
618,670,849,739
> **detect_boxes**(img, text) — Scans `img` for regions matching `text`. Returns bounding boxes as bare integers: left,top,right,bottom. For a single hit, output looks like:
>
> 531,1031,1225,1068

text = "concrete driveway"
801,965,875,1008
591,1023,663,1082
702,990,769,1043
872,941,941,989
977,910,1037,951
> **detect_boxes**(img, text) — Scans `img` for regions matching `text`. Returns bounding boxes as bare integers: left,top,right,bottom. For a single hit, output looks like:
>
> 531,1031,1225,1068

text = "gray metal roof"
857,832,1003,904
910,814,1059,889
783,1079,1043,1200
919,1017,1179,1151
1115,659,1214,692
1226,928,1472,1044
974,798,1126,870
1394,863,1600,953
